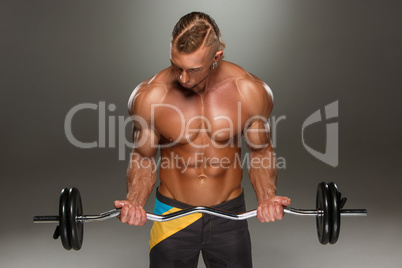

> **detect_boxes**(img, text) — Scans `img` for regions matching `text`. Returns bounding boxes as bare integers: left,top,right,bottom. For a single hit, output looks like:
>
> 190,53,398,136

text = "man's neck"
192,64,220,94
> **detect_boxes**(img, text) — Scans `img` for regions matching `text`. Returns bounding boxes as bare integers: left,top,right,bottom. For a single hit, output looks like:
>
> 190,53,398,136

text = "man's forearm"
125,150,157,207
248,146,278,203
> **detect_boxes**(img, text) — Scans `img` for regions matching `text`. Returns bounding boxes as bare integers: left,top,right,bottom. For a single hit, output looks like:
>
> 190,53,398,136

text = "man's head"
171,11,225,55
170,12,225,90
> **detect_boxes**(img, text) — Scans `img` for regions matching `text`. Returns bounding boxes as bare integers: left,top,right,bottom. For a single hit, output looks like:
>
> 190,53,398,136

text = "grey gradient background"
1,0,401,267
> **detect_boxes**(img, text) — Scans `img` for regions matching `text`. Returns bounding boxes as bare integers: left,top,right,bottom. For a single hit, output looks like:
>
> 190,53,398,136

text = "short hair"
171,12,225,55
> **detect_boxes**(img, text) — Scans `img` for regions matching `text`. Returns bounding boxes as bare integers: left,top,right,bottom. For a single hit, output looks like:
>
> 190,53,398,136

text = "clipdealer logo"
64,100,339,168
64,102,135,160
302,101,339,167
64,101,287,163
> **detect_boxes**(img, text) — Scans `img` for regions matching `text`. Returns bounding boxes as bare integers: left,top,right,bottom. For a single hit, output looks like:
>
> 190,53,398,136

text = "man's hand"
114,200,147,226
256,196,291,223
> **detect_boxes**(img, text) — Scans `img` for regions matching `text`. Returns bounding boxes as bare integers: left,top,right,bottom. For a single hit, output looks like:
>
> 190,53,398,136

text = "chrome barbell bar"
33,206,367,224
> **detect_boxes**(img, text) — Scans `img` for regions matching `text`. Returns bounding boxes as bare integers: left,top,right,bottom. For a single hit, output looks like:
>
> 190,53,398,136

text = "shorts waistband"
156,188,245,211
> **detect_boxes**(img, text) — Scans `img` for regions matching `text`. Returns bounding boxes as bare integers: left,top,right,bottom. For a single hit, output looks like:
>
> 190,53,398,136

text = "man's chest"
152,89,249,144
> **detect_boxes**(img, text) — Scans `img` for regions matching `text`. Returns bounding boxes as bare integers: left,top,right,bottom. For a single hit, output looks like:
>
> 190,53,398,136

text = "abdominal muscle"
158,146,243,206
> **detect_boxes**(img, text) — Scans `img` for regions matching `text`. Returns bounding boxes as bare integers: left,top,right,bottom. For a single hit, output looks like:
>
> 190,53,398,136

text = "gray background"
1,0,401,267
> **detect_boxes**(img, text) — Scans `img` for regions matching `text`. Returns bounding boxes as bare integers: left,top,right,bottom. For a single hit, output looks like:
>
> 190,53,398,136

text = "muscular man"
115,12,291,267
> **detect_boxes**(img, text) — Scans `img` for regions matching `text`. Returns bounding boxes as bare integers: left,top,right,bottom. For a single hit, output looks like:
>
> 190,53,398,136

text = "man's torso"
131,61,271,206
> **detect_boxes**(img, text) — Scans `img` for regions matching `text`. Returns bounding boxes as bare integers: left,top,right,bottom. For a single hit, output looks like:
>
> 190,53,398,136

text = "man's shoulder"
221,62,273,117
220,61,269,93
236,74,272,100
128,68,172,116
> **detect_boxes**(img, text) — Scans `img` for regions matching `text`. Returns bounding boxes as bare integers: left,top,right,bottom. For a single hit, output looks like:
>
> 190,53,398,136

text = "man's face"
170,45,215,90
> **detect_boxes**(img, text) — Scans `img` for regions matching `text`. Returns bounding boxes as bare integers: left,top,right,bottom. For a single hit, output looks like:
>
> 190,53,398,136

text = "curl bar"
33,182,367,250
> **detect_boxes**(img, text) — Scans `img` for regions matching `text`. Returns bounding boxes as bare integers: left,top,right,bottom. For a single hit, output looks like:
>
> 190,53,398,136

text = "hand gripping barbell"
33,182,367,250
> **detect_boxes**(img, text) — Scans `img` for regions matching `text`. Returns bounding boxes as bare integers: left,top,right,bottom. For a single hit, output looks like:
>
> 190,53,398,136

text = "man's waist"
156,187,245,211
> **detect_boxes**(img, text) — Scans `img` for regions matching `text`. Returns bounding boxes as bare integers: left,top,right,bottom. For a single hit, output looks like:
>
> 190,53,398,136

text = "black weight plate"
67,187,84,250
316,182,330,245
328,182,340,244
59,188,72,250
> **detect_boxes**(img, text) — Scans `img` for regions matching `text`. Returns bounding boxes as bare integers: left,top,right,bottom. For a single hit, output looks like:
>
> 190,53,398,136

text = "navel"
198,174,207,180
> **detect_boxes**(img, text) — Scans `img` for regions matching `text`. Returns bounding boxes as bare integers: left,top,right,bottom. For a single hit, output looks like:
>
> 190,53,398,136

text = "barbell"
33,181,367,250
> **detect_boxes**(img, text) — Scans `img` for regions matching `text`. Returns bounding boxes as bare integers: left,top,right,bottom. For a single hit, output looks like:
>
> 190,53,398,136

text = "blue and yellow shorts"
149,189,252,268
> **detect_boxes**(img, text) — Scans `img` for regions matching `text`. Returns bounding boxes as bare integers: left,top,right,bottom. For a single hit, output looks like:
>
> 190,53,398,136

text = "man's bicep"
130,102,160,157
241,78,274,150
245,118,272,150
127,83,164,157
132,125,159,157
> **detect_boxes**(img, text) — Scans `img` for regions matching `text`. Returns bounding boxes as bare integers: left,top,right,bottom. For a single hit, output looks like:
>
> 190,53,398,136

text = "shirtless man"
115,12,291,267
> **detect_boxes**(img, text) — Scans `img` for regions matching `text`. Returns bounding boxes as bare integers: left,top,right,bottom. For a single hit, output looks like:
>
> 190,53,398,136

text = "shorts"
149,189,253,268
